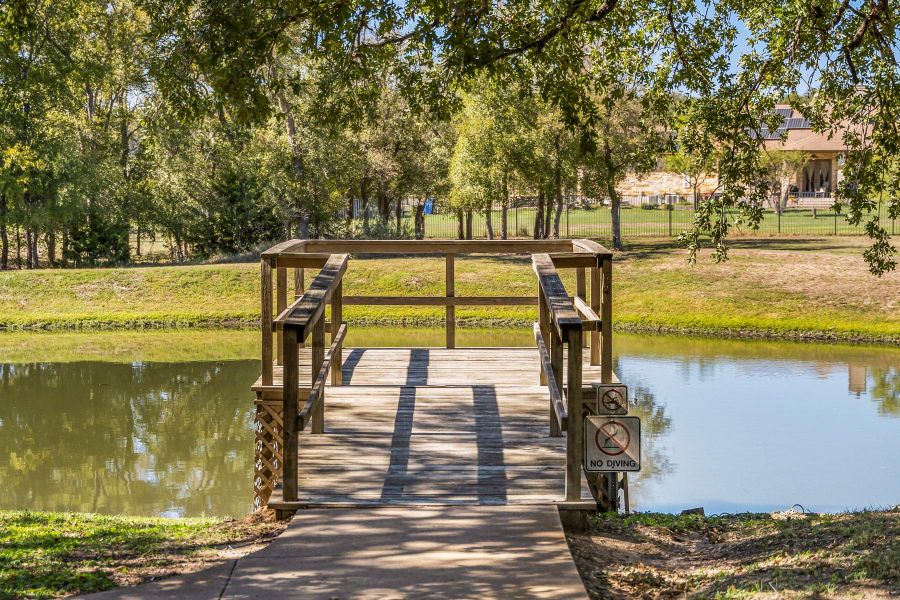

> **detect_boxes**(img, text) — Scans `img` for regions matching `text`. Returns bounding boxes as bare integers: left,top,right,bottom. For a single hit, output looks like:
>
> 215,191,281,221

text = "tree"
761,150,810,214
141,0,900,274
664,138,717,211
580,98,667,250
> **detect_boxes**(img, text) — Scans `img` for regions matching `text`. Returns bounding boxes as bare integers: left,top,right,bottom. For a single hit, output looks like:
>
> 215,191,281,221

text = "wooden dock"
251,239,623,513
256,347,608,508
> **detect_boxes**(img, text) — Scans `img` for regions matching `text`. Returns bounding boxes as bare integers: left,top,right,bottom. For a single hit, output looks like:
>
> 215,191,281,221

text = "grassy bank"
568,508,900,599
0,510,284,599
0,238,897,343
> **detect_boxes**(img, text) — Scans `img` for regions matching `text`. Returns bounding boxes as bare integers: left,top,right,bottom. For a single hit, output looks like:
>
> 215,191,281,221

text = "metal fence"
357,194,897,241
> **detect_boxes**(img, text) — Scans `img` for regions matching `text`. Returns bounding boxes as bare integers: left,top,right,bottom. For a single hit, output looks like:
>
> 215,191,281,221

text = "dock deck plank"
263,347,602,507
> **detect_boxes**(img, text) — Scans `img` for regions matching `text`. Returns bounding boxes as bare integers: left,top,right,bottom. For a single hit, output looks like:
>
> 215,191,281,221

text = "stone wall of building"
616,170,719,198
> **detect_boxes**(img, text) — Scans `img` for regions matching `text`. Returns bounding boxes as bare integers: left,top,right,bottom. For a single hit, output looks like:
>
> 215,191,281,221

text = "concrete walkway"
83,505,587,599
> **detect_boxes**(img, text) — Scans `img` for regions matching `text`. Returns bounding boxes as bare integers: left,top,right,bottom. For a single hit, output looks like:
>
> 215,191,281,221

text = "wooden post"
590,267,601,366
566,328,583,501
312,317,325,433
331,280,343,386
276,267,287,365
549,325,563,437
600,258,613,383
295,268,305,349
538,285,549,386
446,253,455,349
282,327,299,502
261,259,274,386
576,268,587,348
294,268,304,299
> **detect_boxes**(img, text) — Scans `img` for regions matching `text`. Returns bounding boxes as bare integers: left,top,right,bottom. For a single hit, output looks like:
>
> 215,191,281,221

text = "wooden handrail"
277,254,348,340
532,253,582,339
533,322,567,432
298,323,347,430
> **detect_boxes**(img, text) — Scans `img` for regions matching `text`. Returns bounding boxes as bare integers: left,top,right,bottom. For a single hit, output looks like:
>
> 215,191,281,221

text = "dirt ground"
566,508,900,599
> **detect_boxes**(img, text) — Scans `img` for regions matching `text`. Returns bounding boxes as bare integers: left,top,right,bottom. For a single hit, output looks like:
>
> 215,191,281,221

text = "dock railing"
256,239,614,509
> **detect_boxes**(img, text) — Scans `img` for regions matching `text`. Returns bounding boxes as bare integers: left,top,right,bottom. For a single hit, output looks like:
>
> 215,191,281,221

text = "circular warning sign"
596,420,630,456
601,388,625,412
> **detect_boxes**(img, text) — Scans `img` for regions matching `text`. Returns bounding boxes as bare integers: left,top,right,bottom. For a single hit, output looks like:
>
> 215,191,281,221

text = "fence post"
668,206,673,237
566,200,570,238
777,209,781,234
834,210,838,235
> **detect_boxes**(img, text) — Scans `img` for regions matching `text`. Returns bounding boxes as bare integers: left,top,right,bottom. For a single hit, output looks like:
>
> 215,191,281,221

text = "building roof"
752,105,849,153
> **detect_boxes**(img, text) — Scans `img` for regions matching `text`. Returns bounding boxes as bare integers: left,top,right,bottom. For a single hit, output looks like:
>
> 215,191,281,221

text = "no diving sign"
584,416,641,472
594,384,628,415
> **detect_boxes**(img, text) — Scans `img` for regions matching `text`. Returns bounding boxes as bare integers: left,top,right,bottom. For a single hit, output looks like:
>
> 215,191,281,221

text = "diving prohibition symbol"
583,416,641,472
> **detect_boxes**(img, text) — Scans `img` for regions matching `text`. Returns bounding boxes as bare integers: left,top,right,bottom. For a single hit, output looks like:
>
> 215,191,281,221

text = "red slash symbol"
596,421,630,456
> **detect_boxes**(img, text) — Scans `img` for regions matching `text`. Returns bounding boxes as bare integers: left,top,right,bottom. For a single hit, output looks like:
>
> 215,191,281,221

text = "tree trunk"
465,209,473,240
0,220,7,270
608,181,623,251
414,200,425,240
61,231,68,267
552,188,563,238
16,226,22,269
395,198,402,235
0,195,7,270
501,172,509,240
485,202,494,240
533,192,544,239
360,174,370,229
457,209,464,240
346,195,354,231
543,192,553,239
25,229,33,269
45,231,55,266
277,93,307,239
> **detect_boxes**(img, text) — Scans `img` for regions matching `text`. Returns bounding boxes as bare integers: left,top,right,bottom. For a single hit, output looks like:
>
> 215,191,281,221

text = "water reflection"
0,330,897,517
0,361,258,517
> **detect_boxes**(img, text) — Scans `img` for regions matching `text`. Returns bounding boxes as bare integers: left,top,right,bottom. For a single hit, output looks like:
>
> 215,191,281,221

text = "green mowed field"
408,207,892,239
0,238,897,341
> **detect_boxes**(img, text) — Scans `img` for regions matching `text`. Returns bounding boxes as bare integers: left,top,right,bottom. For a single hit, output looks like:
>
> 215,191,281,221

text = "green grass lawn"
0,510,283,599
569,508,900,599
0,238,897,342
410,206,896,239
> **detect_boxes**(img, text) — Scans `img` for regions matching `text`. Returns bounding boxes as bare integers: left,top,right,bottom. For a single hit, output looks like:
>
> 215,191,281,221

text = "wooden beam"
278,254,348,341
532,323,567,435
281,327,299,502
590,267,601,366
261,259,273,386
276,254,332,269
341,295,539,306
601,258,613,383
549,253,598,269
331,280,343,386
276,267,287,365
301,239,574,254
446,253,455,349
532,253,582,340
261,239,305,262
566,328,584,502
298,323,347,431
571,239,614,261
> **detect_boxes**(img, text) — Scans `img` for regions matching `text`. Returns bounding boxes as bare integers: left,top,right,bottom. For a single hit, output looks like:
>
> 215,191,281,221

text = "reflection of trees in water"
609,357,673,508
870,368,899,416
628,385,673,487
0,361,258,517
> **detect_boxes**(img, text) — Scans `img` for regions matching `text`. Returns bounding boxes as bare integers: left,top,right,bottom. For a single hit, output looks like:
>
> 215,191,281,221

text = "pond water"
0,329,897,517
